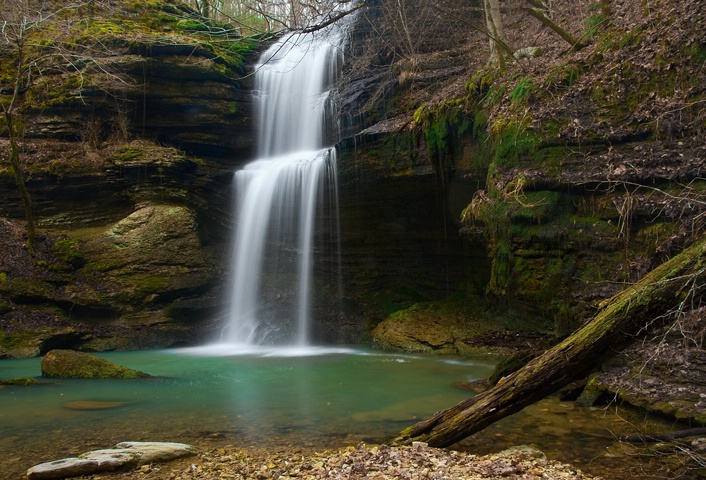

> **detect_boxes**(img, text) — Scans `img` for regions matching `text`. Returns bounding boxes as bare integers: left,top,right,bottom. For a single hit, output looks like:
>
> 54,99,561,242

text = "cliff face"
2,0,703,358
0,0,487,357
336,0,706,352
0,0,256,357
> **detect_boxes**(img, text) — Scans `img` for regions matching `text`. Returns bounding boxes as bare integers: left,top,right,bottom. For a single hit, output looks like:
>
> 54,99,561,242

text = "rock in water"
40,349,151,379
64,400,127,410
26,442,196,480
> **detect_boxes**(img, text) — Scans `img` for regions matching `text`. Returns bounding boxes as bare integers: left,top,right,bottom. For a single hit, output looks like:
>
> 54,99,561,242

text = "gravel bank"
77,442,599,479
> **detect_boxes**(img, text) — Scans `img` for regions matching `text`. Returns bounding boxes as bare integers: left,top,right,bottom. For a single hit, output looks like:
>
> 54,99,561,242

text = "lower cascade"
221,14,351,347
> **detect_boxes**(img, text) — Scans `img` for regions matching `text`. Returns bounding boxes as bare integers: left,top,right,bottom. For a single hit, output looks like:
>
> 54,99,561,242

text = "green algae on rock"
41,349,151,379
0,377,38,386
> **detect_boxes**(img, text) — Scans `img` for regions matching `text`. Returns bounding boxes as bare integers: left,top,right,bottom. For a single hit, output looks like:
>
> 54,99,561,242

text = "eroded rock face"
22,53,255,160
87,204,212,316
0,200,221,358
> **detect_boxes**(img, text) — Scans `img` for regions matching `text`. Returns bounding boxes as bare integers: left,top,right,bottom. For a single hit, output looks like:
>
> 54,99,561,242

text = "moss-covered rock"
84,203,213,316
372,298,552,355
0,377,38,386
41,349,151,379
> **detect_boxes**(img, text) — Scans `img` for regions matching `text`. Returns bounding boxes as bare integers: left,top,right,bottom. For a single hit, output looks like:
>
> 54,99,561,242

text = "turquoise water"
0,347,497,478
0,347,683,479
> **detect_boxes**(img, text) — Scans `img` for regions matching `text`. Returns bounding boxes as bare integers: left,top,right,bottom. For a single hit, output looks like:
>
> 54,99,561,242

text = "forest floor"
73,442,598,480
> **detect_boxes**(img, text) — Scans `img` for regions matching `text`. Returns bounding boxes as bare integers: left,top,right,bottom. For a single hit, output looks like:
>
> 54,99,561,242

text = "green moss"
688,43,706,66
488,239,512,296
0,331,37,350
84,257,126,272
0,278,54,299
636,223,680,255
113,145,143,162
548,63,582,87
413,100,472,162
492,120,540,167
340,128,419,176
41,349,151,379
115,275,171,302
0,377,38,386
509,191,561,223
47,238,83,272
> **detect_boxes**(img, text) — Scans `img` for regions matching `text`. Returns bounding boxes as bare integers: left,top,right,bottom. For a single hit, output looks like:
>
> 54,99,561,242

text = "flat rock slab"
27,441,197,480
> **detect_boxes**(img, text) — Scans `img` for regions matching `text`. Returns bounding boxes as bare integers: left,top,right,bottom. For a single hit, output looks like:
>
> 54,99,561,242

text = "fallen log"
392,236,706,447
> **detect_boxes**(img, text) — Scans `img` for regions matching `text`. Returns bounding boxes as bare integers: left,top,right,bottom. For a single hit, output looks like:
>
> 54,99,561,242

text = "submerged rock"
64,400,128,410
26,441,196,480
40,349,151,379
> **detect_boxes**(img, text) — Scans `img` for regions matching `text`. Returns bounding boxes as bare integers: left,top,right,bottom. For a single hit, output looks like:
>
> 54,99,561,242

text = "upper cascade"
223,8,356,347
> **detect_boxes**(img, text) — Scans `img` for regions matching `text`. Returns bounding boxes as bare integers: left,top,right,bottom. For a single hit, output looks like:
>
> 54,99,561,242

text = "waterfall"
223,15,351,347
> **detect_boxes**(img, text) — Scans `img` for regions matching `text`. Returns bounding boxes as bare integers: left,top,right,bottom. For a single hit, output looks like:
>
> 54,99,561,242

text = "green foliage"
413,100,471,161
585,2,610,36
509,78,533,105
483,85,506,106
492,120,540,167
584,15,604,36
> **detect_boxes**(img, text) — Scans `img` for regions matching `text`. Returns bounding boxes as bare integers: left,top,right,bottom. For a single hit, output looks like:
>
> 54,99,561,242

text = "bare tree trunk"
289,0,302,28
392,236,706,447
5,111,36,255
2,34,36,255
483,0,511,65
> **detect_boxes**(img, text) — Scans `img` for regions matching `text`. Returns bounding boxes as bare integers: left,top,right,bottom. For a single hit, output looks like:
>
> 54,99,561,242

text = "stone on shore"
40,349,151,379
26,441,196,480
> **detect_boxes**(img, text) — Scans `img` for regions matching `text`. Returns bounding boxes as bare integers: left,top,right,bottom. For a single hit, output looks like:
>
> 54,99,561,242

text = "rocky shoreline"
71,442,598,480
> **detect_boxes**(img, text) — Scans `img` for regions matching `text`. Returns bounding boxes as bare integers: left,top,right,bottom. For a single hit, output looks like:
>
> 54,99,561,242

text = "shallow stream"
0,347,682,479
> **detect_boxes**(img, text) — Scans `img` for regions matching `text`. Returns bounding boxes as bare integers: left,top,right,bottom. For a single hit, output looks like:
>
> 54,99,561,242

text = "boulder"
0,377,38,385
40,349,151,379
26,441,196,480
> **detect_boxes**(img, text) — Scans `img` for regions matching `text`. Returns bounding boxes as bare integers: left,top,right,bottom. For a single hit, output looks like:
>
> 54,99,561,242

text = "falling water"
224,16,350,346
